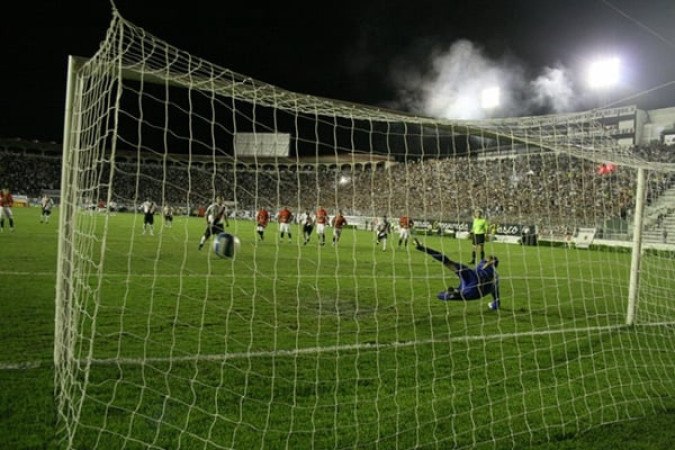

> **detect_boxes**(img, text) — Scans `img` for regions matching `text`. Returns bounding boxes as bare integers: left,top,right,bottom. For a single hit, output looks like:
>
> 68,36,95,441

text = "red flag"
597,163,616,175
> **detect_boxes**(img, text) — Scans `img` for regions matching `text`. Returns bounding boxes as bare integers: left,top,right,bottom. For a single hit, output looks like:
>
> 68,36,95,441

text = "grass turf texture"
0,207,673,449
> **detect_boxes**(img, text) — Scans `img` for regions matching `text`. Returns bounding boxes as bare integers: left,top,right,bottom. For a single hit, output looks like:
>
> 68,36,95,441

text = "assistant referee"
470,209,488,264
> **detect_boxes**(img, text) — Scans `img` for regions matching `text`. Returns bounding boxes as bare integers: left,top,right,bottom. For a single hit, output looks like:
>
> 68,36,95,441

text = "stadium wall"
640,106,675,144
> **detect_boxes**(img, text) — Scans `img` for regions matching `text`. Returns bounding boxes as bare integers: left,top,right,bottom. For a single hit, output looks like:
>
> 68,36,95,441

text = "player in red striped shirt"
315,206,329,246
277,206,293,242
398,215,414,248
256,208,270,241
331,210,348,246
0,188,15,232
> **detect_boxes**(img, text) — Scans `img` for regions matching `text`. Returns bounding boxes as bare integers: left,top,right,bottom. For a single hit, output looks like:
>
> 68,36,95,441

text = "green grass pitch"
0,207,673,449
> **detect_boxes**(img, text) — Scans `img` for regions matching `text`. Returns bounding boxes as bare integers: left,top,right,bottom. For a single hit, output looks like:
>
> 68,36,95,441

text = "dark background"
2,0,675,144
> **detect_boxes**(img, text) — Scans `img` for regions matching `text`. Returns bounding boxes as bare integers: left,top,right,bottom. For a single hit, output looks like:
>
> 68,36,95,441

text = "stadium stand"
1,138,673,242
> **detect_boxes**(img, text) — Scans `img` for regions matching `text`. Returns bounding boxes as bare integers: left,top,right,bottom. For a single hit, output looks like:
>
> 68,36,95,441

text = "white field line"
0,270,559,283
2,321,673,370
0,361,43,370
0,270,407,279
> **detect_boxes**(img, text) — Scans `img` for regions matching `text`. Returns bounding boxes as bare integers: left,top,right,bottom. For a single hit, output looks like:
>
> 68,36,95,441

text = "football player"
414,238,501,309
277,206,293,242
198,196,229,250
0,188,15,232
315,206,329,246
398,215,414,248
256,207,270,241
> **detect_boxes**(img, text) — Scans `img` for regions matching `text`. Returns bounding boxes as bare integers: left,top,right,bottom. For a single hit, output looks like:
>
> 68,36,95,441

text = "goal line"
5,321,671,372
82,321,675,367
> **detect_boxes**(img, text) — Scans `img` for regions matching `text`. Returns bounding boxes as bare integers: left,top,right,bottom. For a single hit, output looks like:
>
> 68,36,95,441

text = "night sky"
2,0,675,144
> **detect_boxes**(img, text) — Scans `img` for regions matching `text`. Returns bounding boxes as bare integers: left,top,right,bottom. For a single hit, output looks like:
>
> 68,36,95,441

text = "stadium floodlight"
587,57,620,89
481,86,500,109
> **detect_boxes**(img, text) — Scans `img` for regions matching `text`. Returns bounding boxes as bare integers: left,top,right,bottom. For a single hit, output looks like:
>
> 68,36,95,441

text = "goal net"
55,9,675,449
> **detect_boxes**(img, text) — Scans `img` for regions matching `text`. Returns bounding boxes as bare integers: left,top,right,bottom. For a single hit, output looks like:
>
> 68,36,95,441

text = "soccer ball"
213,232,240,259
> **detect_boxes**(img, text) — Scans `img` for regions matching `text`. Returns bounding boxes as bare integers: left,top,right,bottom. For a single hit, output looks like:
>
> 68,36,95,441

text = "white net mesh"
55,10,675,449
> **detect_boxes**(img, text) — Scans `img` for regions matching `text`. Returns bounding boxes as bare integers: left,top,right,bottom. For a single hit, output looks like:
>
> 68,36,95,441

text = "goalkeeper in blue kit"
414,238,501,309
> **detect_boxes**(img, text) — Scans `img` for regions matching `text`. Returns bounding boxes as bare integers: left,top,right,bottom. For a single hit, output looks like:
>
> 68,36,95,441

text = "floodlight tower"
587,57,621,107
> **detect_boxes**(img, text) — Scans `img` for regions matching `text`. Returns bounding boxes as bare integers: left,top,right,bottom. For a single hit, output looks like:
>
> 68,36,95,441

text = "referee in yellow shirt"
470,209,489,264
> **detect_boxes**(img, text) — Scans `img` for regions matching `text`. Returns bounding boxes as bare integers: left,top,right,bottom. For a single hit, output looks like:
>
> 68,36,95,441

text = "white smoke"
530,66,577,113
391,40,580,119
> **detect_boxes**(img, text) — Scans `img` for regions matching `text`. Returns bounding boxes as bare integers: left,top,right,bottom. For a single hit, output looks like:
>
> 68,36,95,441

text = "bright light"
587,57,620,89
339,175,350,186
481,86,500,109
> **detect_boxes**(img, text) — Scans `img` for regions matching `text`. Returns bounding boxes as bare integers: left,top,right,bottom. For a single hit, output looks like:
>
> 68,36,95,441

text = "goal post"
54,55,82,371
626,167,648,326
54,8,675,450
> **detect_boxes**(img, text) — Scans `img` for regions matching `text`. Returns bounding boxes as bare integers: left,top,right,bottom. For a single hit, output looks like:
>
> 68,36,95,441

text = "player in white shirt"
141,199,157,235
40,195,55,224
163,204,174,228
375,216,392,251
301,210,315,245
198,196,229,250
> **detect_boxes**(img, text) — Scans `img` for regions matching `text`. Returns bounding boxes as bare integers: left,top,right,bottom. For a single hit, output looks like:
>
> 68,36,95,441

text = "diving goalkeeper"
414,238,501,309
